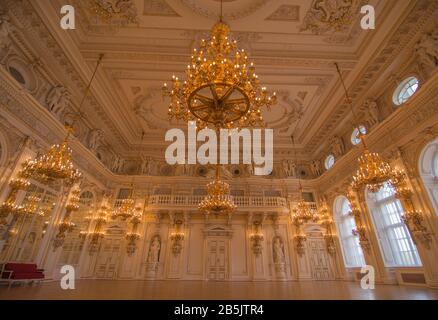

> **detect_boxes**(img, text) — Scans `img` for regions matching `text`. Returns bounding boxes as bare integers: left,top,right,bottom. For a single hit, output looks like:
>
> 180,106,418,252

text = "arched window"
392,77,419,106
334,196,365,267
324,154,335,170
366,183,421,267
351,125,367,145
418,139,438,215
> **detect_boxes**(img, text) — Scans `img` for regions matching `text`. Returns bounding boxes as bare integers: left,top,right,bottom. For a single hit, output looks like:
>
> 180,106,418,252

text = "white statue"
111,155,124,173
414,30,438,73
289,160,297,177
182,163,191,176
311,160,322,177
273,237,285,264
46,86,70,117
147,236,161,263
282,159,296,177
330,136,344,157
140,155,150,175
148,157,157,175
247,163,254,176
88,129,104,152
363,99,379,127
0,15,13,50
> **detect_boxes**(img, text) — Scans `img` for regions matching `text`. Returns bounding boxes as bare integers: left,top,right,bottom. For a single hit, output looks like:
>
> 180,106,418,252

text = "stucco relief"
0,14,14,54
46,86,70,119
360,99,380,128
134,91,169,131
300,0,361,35
414,29,438,77
268,91,303,136
329,135,345,157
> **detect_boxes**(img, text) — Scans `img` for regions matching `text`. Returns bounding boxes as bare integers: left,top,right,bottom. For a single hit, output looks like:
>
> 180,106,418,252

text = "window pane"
367,183,421,267
335,197,365,267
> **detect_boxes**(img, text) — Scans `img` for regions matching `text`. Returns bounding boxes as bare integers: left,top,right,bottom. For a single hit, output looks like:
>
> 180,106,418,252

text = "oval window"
392,77,419,106
324,154,335,170
351,125,367,145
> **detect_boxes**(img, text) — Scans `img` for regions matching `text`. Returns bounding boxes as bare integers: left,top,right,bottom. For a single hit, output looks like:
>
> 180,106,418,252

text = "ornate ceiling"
26,0,415,161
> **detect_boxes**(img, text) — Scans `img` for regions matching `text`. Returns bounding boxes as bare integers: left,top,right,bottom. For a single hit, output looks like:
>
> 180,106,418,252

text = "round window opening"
351,125,367,145
392,77,419,106
9,67,26,85
324,154,335,170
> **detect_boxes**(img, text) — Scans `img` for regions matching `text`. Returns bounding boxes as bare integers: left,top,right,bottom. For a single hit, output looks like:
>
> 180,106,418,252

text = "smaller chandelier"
21,129,82,185
292,199,314,225
113,198,136,220
198,178,236,214
352,146,393,193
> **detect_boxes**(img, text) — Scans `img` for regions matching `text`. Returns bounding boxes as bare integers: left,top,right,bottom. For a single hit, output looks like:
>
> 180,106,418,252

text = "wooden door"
207,239,227,280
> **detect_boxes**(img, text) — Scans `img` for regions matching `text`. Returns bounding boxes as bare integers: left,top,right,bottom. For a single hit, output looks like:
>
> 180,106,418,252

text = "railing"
147,195,289,209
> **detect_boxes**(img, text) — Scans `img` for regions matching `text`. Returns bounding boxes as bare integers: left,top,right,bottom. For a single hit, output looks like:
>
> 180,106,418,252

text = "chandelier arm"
209,84,220,101
220,86,236,102
191,104,210,111
194,94,214,105
224,98,247,107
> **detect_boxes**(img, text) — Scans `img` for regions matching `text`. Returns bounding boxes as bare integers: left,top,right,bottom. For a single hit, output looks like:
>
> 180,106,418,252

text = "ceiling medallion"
162,3,277,215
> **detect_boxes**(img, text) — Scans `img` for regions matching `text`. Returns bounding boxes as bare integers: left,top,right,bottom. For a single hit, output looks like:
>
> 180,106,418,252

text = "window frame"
324,154,335,170
392,76,419,106
366,184,422,267
334,196,366,268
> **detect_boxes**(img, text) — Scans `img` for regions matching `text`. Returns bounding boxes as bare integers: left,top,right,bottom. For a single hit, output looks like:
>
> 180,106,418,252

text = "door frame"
202,225,233,281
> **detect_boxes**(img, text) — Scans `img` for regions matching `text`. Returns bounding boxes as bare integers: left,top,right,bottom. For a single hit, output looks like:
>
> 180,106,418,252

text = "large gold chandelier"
162,20,276,130
162,4,276,215
198,166,236,215
334,63,393,192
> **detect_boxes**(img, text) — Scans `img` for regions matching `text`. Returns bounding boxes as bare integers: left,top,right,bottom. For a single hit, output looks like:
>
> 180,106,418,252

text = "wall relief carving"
414,29,438,77
300,0,361,35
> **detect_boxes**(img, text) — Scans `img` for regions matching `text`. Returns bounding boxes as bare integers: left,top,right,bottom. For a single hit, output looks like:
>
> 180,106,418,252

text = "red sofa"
1,263,45,280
